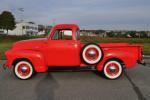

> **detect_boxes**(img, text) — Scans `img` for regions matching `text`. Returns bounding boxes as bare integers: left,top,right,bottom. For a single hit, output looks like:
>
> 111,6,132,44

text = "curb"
143,55,150,59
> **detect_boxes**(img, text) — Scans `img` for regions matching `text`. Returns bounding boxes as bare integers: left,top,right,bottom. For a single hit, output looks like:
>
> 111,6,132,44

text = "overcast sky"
0,0,150,30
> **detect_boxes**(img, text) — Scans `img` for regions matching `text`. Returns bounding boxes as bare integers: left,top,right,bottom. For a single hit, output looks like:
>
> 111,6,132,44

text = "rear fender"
96,50,136,71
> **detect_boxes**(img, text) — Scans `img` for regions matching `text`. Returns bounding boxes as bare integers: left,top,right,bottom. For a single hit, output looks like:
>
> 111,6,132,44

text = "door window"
52,29,73,40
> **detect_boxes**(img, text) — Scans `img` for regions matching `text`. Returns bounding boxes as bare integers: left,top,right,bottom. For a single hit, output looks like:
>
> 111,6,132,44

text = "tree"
126,31,136,38
95,30,105,34
107,31,115,37
139,31,148,38
0,11,16,34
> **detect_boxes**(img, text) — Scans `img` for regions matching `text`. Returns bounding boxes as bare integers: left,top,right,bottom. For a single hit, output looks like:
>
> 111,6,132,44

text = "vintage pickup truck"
3,24,145,80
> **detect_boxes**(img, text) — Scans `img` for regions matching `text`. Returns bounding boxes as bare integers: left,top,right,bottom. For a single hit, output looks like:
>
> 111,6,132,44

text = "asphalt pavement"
0,59,150,100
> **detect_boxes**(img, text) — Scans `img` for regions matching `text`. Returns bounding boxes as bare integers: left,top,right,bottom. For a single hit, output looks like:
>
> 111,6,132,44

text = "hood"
12,38,47,50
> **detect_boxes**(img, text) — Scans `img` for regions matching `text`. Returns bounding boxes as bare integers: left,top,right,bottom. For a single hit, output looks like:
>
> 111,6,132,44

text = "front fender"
5,49,47,72
96,50,137,71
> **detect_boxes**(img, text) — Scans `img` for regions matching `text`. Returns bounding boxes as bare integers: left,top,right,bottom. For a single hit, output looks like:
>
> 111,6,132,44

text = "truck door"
45,29,81,66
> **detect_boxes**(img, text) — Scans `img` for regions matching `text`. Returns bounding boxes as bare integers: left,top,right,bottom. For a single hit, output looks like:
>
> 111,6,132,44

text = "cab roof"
53,24,79,30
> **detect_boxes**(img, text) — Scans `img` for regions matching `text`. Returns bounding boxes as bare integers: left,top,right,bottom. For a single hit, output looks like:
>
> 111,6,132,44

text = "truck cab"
44,24,81,66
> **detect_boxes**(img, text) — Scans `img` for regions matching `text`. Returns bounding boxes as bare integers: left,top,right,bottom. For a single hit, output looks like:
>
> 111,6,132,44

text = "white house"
0,29,4,34
8,22,38,36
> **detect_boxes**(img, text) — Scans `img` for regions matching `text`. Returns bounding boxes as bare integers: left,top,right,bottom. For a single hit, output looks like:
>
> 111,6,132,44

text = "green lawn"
0,35,149,59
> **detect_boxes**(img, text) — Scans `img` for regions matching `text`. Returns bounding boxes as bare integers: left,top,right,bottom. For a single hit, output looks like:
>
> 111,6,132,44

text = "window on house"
22,26,25,29
26,26,29,29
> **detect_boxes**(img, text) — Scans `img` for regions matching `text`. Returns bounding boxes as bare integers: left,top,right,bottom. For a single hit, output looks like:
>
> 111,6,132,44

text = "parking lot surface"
0,59,149,100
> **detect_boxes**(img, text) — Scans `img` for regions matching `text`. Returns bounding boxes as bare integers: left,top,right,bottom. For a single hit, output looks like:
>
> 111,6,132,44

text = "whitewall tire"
103,60,123,79
14,61,34,80
81,44,103,64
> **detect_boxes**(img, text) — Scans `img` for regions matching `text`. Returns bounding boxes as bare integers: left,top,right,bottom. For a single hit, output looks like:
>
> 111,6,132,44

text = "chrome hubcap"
21,66,28,73
88,50,96,57
109,66,117,72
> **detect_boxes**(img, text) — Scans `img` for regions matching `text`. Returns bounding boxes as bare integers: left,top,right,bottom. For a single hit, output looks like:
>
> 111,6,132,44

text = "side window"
52,29,73,40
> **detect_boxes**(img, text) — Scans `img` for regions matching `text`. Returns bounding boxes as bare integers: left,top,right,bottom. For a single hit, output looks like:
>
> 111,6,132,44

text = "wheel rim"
104,61,122,79
85,47,99,61
15,61,33,79
106,63,119,76
17,63,31,77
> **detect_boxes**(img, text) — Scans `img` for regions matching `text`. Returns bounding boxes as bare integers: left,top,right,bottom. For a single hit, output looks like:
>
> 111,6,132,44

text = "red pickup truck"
3,24,145,80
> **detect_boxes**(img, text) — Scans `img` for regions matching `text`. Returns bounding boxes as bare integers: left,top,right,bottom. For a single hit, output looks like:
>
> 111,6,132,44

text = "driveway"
0,59,149,100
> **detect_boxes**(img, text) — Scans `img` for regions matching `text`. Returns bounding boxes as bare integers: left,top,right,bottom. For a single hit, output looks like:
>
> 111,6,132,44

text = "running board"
48,66,96,72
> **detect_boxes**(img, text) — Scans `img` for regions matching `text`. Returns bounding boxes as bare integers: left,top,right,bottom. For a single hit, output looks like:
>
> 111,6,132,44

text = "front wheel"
14,61,35,80
103,60,123,80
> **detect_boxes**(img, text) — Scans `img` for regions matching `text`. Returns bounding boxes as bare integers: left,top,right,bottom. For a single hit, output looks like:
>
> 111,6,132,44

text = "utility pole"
18,8,24,22
18,8,24,35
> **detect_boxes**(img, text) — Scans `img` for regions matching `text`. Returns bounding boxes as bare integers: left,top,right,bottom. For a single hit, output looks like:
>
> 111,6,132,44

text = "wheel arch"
12,56,47,73
104,58,125,68
8,50,47,72
96,57,125,71
12,58,33,66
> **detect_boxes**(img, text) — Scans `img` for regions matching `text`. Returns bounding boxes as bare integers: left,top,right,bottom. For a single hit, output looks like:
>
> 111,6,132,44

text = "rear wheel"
81,44,103,65
14,61,35,80
103,60,123,79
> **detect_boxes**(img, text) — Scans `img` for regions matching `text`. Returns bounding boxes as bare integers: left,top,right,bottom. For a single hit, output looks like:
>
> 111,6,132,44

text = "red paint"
5,24,144,72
